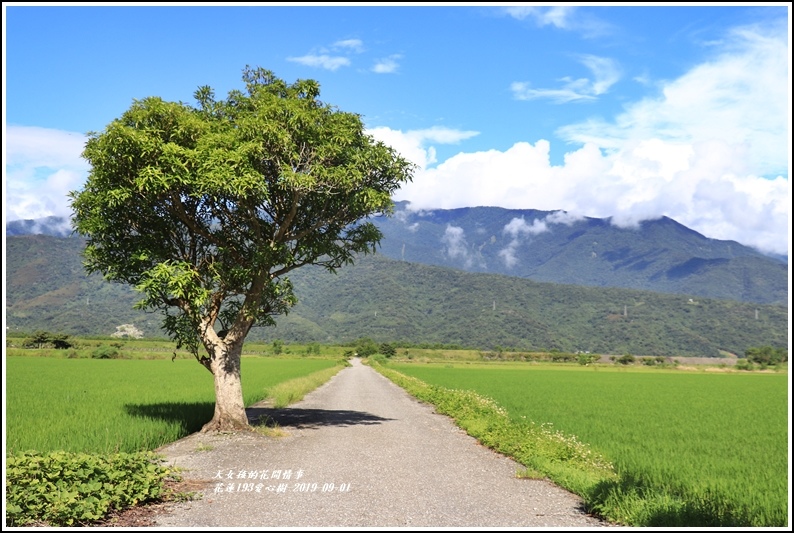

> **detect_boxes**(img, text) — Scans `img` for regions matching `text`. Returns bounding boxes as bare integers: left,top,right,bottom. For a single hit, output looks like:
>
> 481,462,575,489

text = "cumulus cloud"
286,54,351,71
387,23,790,256
511,55,621,103
390,135,788,256
5,126,89,222
367,126,480,169
557,23,789,178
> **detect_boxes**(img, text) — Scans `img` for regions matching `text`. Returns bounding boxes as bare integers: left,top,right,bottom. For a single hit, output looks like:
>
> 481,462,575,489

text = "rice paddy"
5,356,342,454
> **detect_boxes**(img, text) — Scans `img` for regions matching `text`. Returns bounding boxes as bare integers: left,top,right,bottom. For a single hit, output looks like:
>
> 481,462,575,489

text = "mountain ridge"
6,206,789,305
371,202,787,305
4,234,788,357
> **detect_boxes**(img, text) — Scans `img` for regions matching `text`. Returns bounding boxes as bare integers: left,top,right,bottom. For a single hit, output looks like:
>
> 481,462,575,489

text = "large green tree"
69,66,414,431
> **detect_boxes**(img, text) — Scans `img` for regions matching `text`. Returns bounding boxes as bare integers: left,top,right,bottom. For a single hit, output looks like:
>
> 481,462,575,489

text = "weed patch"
262,360,349,408
5,450,186,527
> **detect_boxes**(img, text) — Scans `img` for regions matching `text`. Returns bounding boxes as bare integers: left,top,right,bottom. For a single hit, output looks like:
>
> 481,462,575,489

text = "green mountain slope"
7,209,788,304
373,203,788,305
5,235,787,357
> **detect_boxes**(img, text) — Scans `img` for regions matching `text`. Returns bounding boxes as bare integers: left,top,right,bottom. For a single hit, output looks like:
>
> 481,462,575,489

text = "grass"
5,355,345,454
378,360,789,527
262,358,351,408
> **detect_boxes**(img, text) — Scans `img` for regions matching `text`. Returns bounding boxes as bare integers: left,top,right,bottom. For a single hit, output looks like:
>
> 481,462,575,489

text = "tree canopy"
69,66,414,430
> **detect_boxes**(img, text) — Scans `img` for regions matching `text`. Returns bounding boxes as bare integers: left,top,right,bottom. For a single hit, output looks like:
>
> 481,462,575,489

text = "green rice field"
5,356,341,454
389,362,789,527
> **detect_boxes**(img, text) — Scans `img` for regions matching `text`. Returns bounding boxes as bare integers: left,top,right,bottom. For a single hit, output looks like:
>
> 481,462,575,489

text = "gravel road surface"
153,358,609,528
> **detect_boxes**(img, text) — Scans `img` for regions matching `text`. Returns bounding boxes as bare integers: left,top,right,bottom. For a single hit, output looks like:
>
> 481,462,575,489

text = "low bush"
5,450,181,526
91,345,121,359
734,359,754,371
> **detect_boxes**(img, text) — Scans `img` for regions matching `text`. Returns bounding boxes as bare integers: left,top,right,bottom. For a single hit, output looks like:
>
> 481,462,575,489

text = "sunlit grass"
6,356,342,454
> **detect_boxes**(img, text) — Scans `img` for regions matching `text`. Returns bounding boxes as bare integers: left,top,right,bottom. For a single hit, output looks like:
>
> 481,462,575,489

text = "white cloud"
333,39,364,52
441,225,471,265
511,82,595,103
498,212,583,268
503,6,575,29
501,6,611,38
512,55,620,103
499,217,547,268
391,135,789,256
503,217,549,238
372,55,401,74
557,23,789,178
5,126,89,222
288,38,364,71
367,126,479,169
498,244,519,269
390,22,789,256
286,54,351,71
546,210,584,226
579,55,621,95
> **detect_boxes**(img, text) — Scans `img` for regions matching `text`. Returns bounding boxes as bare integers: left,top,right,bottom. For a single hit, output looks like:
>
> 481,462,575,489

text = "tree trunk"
200,341,250,432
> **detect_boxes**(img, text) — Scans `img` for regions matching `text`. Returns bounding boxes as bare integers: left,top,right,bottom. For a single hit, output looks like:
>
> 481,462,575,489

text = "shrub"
5,450,180,526
272,339,284,355
745,346,787,365
354,338,378,357
24,331,51,349
616,354,636,365
91,345,120,359
379,343,396,358
734,359,755,371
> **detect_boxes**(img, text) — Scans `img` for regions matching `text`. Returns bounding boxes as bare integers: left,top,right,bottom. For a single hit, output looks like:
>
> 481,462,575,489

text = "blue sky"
3,3,791,256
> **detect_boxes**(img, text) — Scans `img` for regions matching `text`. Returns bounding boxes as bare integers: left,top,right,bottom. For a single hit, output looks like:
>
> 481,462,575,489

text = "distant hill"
372,202,788,305
5,235,787,357
6,216,74,237
7,209,787,305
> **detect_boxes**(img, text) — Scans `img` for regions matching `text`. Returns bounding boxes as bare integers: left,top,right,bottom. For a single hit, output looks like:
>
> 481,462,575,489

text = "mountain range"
5,206,789,305
4,207,789,357
372,202,788,305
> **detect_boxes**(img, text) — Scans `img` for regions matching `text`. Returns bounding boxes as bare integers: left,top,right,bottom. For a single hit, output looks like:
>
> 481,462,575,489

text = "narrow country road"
153,359,608,527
